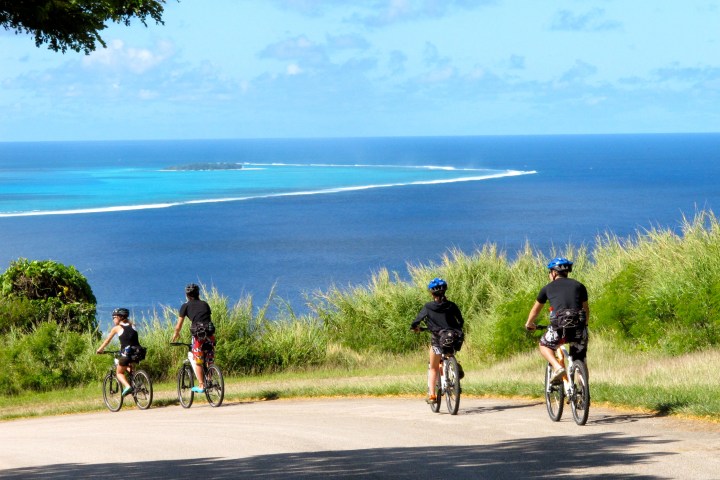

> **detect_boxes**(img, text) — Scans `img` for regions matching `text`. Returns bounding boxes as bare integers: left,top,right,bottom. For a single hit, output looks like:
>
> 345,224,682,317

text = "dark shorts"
430,329,463,355
119,345,136,367
540,324,589,360
192,335,215,365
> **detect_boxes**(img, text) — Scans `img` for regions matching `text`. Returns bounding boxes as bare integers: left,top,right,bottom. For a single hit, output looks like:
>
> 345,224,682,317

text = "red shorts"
191,335,215,365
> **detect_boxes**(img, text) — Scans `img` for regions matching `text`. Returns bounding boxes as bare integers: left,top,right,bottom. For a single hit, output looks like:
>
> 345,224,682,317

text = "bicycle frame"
416,325,461,415
542,333,590,425
170,341,224,408
101,351,153,411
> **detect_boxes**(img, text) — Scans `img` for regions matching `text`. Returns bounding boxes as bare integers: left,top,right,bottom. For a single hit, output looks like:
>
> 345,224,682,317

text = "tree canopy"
0,0,168,54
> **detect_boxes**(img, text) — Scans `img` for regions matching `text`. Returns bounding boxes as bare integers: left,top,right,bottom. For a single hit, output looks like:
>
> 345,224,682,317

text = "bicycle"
170,342,225,408
417,326,462,415
100,351,153,412
535,325,590,425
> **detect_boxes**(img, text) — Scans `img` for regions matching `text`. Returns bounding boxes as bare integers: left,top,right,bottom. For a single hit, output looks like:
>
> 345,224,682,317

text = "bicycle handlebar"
528,324,548,331
170,342,192,348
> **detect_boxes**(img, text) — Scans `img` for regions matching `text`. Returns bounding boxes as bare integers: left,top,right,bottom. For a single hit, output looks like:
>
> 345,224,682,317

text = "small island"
165,162,243,171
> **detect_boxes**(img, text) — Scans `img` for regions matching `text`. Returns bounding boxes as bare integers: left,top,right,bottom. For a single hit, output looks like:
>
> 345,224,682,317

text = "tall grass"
2,209,720,403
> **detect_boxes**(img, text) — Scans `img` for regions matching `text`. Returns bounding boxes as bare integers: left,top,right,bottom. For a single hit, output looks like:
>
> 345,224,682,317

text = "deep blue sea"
1,134,719,326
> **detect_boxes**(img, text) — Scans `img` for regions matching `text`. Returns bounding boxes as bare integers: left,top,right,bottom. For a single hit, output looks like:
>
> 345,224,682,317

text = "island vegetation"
1,210,720,421
164,162,243,171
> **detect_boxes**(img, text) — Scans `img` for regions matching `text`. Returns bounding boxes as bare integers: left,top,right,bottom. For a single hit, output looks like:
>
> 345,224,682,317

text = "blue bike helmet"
547,257,573,273
427,277,448,295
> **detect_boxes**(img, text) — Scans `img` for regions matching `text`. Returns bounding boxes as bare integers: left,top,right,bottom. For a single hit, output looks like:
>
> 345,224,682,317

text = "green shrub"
0,258,97,333
0,322,103,395
312,269,424,354
484,290,541,358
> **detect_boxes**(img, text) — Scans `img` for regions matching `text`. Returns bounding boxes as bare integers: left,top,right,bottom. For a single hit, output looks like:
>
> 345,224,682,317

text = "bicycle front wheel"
430,374,441,413
545,363,565,421
444,357,461,415
570,360,590,425
103,372,123,412
177,364,194,408
132,370,153,410
204,365,225,407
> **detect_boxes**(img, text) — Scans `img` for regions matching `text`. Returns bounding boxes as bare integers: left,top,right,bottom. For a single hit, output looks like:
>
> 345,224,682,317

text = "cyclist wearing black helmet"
411,277,465,404
172,284,215,393
526,257,589,383
97,308,142,396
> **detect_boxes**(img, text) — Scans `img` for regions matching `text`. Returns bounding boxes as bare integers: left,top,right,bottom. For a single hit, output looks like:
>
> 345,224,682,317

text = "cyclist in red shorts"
171,284,216,393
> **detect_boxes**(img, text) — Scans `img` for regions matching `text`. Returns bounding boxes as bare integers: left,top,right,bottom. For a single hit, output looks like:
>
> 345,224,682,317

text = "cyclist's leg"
191,336,206,389
116,363,131,389
427,346,442,397
539,326,564,371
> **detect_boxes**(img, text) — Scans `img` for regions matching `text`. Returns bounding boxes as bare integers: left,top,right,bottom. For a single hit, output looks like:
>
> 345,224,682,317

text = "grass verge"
2,334,718,423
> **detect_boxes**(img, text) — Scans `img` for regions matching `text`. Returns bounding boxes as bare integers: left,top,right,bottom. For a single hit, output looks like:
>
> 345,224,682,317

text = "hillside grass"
2,210,720,422
1,334,718,422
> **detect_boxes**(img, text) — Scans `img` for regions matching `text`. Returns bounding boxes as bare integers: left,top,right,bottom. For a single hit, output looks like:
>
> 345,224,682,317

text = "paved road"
1,397,719,479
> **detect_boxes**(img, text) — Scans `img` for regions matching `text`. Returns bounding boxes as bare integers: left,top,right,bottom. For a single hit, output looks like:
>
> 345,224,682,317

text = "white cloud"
287,63,303,75
550,8,623,32
82,39,175,74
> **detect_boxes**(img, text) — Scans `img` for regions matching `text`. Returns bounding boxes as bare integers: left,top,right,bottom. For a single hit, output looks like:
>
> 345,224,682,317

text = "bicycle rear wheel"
177,364,194,408
570,360,590,425
445,357,461,415
204,364,225,407
103,372,123,412
545,363,564,422
132,370,153,410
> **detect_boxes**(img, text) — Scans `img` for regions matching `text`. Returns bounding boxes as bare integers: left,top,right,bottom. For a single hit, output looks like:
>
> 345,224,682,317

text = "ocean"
1,134,719,325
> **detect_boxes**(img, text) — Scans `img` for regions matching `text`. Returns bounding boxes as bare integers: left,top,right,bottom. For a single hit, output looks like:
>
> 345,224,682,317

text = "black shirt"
411,299,464,334
179,298,212,328
537,277,588,310
118,322,140,349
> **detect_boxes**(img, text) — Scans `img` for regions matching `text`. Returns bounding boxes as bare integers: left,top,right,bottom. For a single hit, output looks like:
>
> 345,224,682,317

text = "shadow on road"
1,432,674,479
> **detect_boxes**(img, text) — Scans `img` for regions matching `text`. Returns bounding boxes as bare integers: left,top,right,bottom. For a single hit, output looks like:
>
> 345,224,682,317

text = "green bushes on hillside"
3,210,720,397
0,258,97,333
590,212,720,353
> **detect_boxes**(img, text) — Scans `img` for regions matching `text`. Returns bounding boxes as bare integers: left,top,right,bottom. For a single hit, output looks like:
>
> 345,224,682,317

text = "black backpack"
439,328,464,352
129,345,147,362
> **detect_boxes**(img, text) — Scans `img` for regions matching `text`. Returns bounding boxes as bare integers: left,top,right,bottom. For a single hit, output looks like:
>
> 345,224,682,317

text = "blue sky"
1,0,719,141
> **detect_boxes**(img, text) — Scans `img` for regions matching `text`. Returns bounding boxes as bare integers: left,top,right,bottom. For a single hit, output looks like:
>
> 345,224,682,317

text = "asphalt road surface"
1,397,719,479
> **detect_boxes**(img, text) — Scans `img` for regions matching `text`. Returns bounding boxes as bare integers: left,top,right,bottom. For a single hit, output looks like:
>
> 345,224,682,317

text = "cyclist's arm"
455,304,465,331
582,300,589,324
525,301,545,330
411,308,428,331
96,326,120,353
171,315,185,342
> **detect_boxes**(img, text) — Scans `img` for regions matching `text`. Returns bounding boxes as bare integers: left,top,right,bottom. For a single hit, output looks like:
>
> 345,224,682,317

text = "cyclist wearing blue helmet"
411,277,465,404
526,257,589,383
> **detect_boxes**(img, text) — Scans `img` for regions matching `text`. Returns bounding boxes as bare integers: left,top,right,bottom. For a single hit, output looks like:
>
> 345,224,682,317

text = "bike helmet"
185,283,200,297
427,277,448,295
547,257,573,273
112,307,129,318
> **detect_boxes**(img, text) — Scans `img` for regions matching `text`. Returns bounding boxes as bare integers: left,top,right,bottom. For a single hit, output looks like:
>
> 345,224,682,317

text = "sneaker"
191,386,205,393
122,386,133,396
425,394,437,404
550,367,565,384
457,363,465,380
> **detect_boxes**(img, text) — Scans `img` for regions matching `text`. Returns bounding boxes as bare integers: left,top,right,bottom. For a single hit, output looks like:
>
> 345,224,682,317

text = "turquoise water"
0,162,532,216
1,134,719,323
